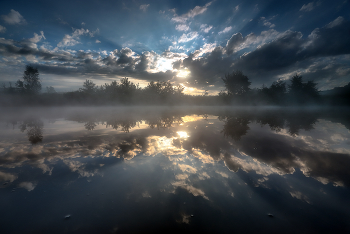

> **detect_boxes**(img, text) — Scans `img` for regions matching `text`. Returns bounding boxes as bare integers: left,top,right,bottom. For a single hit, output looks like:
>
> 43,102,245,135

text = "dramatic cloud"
1,9,26,25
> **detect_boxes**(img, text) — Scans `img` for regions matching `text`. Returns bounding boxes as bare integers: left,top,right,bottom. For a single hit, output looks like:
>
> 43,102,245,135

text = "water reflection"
0,107,350,233
19,117,43,144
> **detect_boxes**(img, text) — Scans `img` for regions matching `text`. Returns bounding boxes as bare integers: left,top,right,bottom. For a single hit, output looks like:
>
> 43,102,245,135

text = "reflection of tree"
219,114,250,141
19,117,43,144
146,115,183,129
105,118,138,132
256,112,285,132
255,110,317,136
120,120,137,133
84,121,97,131
7,120,18,129
286,113,316,136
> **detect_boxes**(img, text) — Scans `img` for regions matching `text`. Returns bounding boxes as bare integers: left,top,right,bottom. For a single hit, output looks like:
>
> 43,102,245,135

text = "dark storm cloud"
225,33,245,55
116,48,135,65
182,46,232,89
231,17,350,74
181,17,350,88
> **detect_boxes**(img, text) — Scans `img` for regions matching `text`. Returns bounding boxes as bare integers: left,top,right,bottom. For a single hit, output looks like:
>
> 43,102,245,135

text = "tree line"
0,65,346,106
219,70,321,105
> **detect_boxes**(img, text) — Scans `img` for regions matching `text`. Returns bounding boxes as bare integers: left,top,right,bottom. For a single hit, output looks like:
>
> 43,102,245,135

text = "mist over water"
1,106,350,233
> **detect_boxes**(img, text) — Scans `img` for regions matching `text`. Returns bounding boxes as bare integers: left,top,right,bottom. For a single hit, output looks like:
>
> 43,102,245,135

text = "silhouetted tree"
270,79,287,103
222,71,251,96
119,77,137,100
80,79,97,94
288,74,319,104
46,86,56,94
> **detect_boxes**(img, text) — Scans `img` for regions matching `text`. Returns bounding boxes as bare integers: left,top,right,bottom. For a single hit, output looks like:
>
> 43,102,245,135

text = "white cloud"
225,29,280,54
200,24,213,33
1,9,26,25
218,26,232,34
95,39,101,43
326,16,344,28
0,25,6,33
260,17,275,28
178,32,199,43
140,4,150,12
57,28,97,47
24,31,46,49
57,34,80,47
171,2,212,23
192,43,217,58
175,24,190,31
234,5,239,12
300,2,314,11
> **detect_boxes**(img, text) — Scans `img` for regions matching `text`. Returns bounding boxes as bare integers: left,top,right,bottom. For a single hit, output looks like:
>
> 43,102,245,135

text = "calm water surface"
0,106,350,233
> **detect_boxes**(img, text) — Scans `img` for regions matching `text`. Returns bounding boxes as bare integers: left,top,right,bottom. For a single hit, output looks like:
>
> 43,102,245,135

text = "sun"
177,69,190,78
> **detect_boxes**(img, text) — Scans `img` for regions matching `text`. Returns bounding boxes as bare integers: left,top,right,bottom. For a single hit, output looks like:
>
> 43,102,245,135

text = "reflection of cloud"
0,171,17,182
142,191,151,198
178,164,197,174
179,213,191,224
290,191,310,203
19,182,37,191
2,108,350,189
64,160,99,177
175,174,189,180
217,171,229,178
198,172,210,180
172,181,209,200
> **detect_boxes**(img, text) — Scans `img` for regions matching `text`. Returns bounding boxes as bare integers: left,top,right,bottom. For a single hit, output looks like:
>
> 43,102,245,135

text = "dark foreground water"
0,106,350,234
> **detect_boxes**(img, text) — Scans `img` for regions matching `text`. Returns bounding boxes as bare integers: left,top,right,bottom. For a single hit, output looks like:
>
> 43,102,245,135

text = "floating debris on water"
64,215,71,220
190,214,194,217
3,182,8,185
267,213,274,218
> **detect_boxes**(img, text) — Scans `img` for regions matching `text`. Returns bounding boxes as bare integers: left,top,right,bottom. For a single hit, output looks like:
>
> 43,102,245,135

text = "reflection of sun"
177,131,189,138
177,69,190,78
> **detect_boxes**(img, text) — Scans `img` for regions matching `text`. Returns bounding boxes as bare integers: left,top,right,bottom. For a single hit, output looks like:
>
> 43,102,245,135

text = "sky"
0,0,349,95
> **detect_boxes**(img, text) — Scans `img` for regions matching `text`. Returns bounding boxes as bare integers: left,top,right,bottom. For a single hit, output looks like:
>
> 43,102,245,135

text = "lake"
1,106,350,233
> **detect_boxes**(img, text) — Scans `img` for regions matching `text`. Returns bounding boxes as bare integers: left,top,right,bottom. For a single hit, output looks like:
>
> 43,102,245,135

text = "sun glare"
177,131,189,138
177,69,190,78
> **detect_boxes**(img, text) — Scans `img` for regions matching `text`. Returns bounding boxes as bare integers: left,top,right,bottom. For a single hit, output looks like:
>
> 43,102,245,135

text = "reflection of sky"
1,108,350,233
